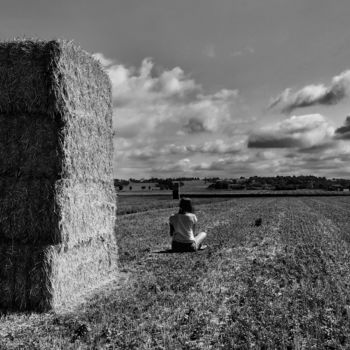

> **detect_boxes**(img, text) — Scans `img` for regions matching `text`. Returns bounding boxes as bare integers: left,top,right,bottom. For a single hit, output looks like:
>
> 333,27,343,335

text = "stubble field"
1,196,350,349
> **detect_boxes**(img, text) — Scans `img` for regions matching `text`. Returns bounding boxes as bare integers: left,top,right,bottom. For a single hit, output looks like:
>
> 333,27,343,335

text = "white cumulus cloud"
248,114,335,149
94,54,242,140
92,52,115,67
269,70,350,113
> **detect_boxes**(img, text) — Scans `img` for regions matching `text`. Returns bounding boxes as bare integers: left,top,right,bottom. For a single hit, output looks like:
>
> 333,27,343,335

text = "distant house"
246,185,264,190
328,184,344,191
262,184,275,190
237,178,246,184
230,184,245,190
208,180,230,190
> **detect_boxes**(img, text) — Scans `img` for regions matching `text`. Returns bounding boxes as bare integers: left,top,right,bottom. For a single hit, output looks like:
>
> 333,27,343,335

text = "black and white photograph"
1,0,350,348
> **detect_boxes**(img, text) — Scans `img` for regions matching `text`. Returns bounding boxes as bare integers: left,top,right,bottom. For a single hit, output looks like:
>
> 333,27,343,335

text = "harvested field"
117,195,233,215
1,196,350,348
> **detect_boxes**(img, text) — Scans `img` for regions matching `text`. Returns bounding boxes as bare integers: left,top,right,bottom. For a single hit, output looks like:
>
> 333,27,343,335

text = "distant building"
328,184,344,191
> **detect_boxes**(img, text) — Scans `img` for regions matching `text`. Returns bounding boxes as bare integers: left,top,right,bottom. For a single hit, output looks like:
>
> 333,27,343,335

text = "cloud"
282,141,350,175
334,116,350,140
151,158,193,173
190,152,272,173
269,70,350,113
203,44,216,58
187,140,243,154
248,135,302,148
248,114,335,149
150,152,252,175
108,58,200,108
128,140,243,161
230,46,255,58
297,142,336,154
193,157,237,171
92,52,115,67
96,52,350,179
148,128,350,178
183,118,207,133
128,139,350,178
97,52,250,178
101,57,242,139
178,89,240,134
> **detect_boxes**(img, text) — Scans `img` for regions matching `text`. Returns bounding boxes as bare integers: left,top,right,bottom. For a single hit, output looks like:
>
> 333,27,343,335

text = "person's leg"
172,241,196,252
172,241,181,252
194,231,207,249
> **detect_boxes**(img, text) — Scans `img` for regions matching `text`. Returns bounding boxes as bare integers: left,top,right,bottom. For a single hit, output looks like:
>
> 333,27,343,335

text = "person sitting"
169,198,207,252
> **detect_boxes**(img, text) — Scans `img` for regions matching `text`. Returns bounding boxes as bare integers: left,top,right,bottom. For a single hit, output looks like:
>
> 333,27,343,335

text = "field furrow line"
188,198,287,348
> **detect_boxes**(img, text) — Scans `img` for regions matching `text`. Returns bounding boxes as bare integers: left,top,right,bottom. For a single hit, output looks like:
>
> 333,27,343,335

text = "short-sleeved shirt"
169,213,198,243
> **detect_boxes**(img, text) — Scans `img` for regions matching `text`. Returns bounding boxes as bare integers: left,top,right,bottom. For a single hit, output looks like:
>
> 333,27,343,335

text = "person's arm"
193,215,198,234
169,224,175,237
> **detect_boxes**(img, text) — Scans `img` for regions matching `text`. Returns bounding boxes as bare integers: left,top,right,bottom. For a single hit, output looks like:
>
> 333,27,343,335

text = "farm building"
0,39,117,311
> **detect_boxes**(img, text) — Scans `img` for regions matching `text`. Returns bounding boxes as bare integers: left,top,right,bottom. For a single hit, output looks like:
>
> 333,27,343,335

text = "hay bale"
0,39,117,311
0,178,115,246
0,114,59,178
0,40,52,115
0,39,112,180
0,240,118,311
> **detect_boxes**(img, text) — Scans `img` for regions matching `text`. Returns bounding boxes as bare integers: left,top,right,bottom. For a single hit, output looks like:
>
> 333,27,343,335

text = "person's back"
169,212,197,243
169,198,207,252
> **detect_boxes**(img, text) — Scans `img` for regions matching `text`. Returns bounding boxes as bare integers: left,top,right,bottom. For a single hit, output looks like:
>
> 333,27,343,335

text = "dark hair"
179,198,194,214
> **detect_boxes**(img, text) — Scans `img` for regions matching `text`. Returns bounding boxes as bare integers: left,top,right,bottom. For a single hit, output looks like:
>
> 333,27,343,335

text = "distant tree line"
114,179,130,190
115,176,350,192
155,179,184,190
208,176,350,191
127,177,199,183
114,178,186,191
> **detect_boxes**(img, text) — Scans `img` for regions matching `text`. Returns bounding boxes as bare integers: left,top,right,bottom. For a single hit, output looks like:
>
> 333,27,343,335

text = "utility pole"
172,182,180,199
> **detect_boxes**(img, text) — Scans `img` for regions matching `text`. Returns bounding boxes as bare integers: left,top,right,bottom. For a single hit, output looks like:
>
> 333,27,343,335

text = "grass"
116,196,233,215
1,197,350,349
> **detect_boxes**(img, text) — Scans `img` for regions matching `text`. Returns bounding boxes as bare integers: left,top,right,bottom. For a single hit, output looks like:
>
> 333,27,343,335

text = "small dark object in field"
5,333,14,341
75,324,89,336
71,323,90,343
99,327,112,344
254,218,262,226
186,308,195,316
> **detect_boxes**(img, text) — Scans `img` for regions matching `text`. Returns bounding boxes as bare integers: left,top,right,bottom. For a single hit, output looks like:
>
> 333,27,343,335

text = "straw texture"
0,39,117,311
0,240,118,311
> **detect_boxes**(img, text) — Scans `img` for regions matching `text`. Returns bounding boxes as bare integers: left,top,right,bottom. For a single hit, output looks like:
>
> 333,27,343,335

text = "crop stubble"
1,197,350,348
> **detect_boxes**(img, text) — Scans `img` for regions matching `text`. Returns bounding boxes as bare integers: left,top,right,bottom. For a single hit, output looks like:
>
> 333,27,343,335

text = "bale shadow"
152,249,176,254
152,247,208,254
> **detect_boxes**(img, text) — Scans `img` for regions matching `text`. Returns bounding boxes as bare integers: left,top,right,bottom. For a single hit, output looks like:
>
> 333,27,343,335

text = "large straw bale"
0,111,112,180
0,39,112,181
0,39,117,312
0,40,51,114
0,178,115,246
0,40,112,120
0,178,57,245
0,239,118,311
0,114,59,178
53,41,113,181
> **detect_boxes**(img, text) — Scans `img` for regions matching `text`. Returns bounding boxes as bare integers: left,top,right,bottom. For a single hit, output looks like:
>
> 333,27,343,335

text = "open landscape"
1,195,350,349
3,2,350,349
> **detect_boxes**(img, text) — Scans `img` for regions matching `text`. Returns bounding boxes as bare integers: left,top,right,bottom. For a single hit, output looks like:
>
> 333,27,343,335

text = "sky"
1,0,350,179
